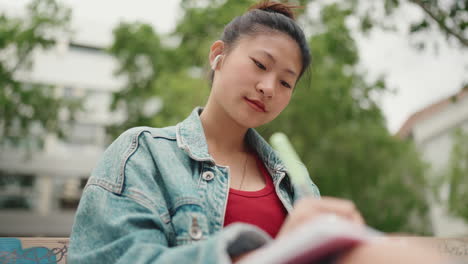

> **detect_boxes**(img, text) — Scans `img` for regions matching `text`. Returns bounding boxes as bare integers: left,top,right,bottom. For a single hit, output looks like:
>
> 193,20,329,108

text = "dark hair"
210,1,311,82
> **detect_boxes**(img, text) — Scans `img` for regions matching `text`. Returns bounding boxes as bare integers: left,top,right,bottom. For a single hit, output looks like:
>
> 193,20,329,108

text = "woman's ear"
209,40,225,70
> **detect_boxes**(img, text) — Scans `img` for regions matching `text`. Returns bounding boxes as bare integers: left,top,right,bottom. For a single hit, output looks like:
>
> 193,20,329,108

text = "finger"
350,210,365,225
316,197,356,214
312,197,364,224
293,197,365,225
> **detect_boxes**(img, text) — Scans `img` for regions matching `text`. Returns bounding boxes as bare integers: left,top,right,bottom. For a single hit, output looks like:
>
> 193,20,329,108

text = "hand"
277,196,365,238
234,197,365,263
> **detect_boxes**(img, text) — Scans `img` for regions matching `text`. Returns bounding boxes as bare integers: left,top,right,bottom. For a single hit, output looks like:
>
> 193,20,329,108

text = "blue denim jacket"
68,107,320,264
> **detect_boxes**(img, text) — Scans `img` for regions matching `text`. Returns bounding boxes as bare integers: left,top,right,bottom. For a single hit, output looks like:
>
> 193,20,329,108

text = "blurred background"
0,0,466,237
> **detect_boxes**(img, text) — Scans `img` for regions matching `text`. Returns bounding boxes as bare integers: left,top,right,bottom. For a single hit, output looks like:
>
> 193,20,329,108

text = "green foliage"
444,128,468,220
0,0,77,148
106,22,165,137
108,1,431,234
354,0,467,48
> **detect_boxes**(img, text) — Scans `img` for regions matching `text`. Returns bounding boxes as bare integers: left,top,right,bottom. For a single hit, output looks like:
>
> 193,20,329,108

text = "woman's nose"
256,77,275,98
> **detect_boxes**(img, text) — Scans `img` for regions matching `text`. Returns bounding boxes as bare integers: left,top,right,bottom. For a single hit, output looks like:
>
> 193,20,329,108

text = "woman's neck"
200,101,249,156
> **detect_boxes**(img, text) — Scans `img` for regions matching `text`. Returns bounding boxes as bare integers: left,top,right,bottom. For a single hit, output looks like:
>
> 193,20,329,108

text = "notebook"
238,214,382,264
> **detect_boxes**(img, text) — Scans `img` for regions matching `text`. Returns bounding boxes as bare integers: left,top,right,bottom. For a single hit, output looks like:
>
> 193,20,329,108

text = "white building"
0,41,123,236
397,88,468,237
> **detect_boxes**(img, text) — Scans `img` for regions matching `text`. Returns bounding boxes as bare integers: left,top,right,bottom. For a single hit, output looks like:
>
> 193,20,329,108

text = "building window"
58,177,88,210
61,86,85,99
64,123,103,145
0,171,35,210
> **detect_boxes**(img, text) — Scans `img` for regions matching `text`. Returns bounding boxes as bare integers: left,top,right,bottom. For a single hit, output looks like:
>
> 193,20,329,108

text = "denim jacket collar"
176,107,287,175
176,107,213,163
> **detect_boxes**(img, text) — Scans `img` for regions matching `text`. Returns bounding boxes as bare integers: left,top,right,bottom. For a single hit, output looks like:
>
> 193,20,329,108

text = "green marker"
270,132,313,197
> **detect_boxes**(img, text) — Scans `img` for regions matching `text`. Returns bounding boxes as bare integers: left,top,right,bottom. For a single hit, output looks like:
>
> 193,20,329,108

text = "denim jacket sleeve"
68,128,272,264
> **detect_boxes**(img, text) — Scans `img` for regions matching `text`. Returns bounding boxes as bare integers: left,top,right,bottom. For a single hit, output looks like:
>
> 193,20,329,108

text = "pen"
269,132,315,198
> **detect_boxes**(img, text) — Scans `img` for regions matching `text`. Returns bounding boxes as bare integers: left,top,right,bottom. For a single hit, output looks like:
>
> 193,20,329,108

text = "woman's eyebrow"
260,50,297,77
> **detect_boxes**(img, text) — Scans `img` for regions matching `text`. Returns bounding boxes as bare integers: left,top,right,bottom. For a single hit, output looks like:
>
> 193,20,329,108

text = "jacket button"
189,216,203,241
202,171,214,181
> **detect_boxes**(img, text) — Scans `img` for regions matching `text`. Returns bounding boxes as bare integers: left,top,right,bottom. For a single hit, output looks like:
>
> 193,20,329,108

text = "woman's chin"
236,116,271,129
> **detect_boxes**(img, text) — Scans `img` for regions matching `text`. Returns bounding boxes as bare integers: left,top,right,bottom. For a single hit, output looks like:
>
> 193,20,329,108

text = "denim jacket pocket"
170,201,209,246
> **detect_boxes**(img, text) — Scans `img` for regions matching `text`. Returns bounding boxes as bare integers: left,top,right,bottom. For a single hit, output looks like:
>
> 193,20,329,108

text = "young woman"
68,2,450,264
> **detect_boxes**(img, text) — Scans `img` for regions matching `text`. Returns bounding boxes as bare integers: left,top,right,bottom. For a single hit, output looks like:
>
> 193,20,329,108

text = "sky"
1,0,466,133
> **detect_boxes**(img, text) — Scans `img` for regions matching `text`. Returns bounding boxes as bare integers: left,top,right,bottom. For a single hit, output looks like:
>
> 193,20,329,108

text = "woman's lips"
244,97,266,112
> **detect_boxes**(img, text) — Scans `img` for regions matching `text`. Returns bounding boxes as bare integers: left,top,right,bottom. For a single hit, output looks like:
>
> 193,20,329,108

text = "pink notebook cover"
238,215,380,264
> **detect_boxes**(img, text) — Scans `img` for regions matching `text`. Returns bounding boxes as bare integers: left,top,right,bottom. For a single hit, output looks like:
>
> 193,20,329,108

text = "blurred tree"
0,0,76,148
108,0,431,234
442,128,468,220
106,22,164,137
354,0,467,48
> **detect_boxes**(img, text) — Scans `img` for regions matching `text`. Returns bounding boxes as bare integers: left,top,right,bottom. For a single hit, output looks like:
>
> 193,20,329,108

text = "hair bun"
249,1,299,20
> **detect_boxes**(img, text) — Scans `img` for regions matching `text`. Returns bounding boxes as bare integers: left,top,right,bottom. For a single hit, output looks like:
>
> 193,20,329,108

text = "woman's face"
210,32,303,128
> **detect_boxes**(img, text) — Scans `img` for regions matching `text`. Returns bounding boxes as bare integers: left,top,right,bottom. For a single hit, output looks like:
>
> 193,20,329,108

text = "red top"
223,156,288,238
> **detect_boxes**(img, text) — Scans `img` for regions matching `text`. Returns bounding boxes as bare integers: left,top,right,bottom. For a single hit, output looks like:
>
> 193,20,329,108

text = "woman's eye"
253,59,266,70
281,80,291,89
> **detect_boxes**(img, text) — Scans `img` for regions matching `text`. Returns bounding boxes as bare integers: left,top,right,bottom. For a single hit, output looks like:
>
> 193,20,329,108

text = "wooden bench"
1,237,467,263
0,237,68,264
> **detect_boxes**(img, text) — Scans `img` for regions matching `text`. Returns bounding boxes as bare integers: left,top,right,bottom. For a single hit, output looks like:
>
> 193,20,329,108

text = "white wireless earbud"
211,55,222,70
